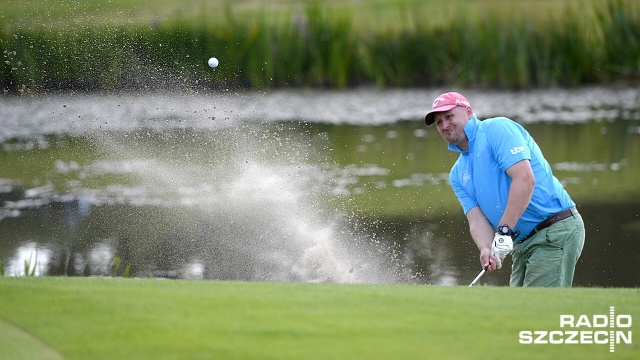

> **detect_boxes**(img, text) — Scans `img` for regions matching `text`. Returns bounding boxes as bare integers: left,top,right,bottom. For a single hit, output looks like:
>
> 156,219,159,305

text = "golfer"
424,92,585,287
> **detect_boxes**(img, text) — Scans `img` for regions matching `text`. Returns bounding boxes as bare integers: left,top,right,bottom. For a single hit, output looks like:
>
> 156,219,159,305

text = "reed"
111,255,132,278
1,0,637,94
23,249,38,277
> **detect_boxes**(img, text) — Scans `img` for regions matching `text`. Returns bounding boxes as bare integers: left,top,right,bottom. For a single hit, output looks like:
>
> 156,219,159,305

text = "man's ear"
466,106,473,119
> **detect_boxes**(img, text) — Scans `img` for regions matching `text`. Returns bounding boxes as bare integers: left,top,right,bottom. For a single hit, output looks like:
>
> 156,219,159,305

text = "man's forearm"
467,206,494,251
467,206,501,271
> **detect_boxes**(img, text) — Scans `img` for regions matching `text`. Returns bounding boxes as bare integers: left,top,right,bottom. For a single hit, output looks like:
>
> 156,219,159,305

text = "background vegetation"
1,0,638,94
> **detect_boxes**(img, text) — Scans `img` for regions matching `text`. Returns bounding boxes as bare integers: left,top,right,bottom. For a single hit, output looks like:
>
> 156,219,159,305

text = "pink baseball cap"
424,92,471,126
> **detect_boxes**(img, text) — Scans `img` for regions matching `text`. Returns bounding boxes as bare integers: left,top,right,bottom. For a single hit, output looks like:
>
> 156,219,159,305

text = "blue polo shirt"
449,114,575,242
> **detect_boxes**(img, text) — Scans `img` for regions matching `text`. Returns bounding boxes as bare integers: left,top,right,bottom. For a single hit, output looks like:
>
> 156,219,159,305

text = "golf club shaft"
468,268,486,287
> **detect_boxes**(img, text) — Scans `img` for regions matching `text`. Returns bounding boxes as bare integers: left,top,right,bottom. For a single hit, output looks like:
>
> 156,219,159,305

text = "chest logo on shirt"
462,171,471,186
510,146,525,154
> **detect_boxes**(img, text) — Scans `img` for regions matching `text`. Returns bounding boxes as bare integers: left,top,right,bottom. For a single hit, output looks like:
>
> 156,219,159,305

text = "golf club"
468,267,487,287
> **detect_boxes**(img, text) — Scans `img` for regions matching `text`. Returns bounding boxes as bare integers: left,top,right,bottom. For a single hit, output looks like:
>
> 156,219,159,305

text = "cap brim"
424,104,457,125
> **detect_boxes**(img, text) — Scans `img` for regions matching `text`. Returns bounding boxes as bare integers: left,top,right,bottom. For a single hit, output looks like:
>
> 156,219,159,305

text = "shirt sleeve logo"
462,171,471,186
510,146,525,155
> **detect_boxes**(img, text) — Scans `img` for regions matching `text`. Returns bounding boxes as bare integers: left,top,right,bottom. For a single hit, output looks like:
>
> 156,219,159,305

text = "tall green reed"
596,0,640,80
111,255,131,278
23,247,38,277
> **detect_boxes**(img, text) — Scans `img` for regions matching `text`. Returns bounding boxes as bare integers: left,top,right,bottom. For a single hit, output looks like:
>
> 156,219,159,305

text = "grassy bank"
1,0,638,94
0,277,638,359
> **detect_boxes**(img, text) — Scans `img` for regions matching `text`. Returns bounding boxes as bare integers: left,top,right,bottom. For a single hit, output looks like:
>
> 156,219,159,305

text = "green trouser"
510,213,585,287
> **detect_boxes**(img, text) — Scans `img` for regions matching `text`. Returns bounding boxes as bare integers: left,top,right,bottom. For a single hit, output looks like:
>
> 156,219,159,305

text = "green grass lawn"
0,277,638,359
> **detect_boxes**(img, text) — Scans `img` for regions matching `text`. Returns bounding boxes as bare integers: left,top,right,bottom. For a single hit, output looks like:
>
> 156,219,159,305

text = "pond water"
1,87,639,286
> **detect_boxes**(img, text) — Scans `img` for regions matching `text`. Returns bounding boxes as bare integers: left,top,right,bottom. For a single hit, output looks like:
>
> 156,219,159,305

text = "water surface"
1,87,639,286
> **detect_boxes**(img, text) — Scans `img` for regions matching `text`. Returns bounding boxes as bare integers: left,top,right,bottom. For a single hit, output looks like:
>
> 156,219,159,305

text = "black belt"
518,207,578,243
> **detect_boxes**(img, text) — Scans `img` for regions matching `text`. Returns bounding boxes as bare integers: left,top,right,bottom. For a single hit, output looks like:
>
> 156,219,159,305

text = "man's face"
433,106,472,149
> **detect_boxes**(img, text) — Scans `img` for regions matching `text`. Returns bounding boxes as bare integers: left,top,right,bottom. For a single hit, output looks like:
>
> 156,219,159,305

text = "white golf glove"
492,233,514,269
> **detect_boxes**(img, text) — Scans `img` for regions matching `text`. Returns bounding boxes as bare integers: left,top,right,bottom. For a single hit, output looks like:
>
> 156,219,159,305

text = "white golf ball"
208,57,219,68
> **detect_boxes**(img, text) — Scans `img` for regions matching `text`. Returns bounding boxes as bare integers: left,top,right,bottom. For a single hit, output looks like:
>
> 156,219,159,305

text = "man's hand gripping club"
470,233,514,286
480,232,514,273
491,232,514,269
